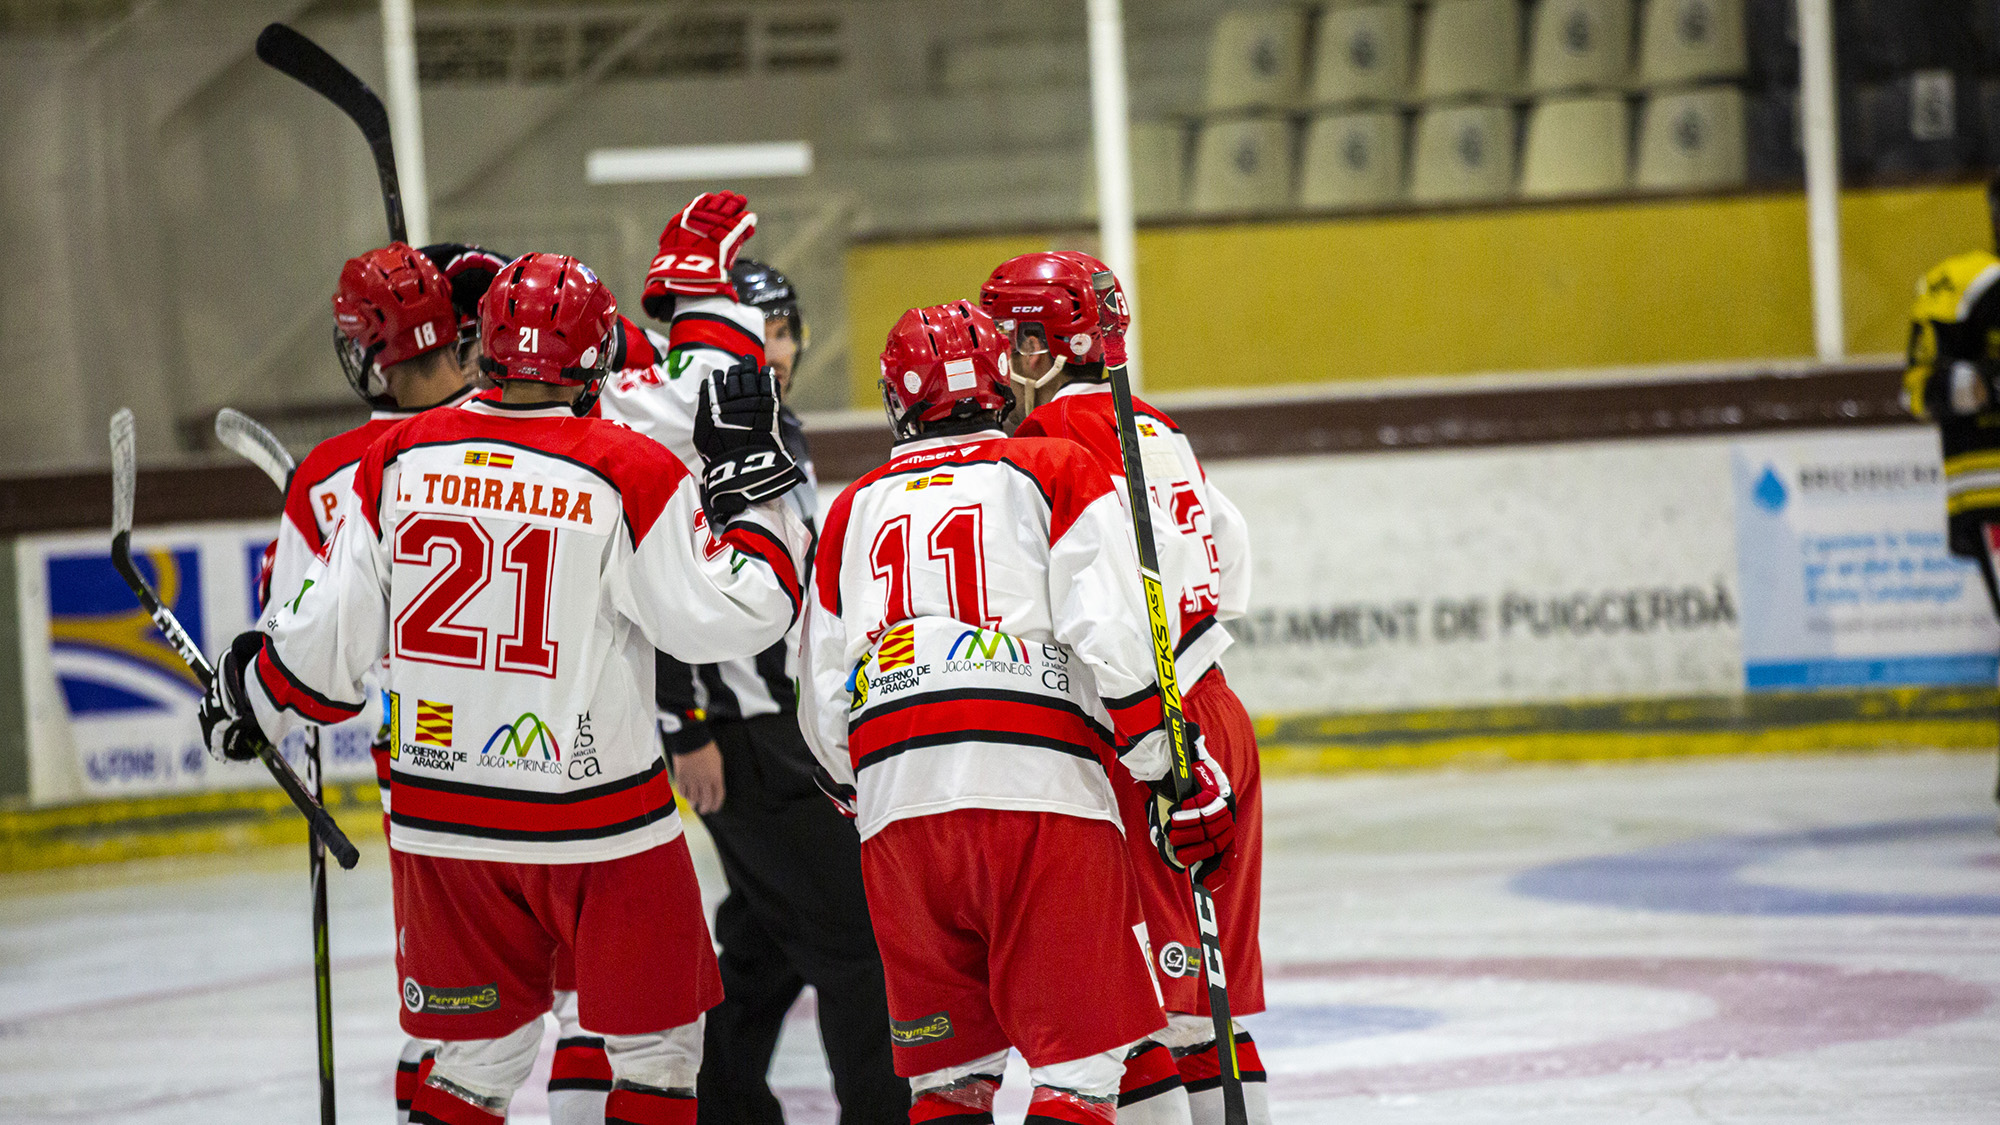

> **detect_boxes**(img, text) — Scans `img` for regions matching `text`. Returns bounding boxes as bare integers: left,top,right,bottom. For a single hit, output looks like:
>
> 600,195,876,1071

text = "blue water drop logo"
1753,465,1788,511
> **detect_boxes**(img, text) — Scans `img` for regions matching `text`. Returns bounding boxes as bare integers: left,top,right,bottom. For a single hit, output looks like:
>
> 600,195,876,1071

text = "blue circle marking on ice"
1248,1003,1442,1049
1510,816,2000,916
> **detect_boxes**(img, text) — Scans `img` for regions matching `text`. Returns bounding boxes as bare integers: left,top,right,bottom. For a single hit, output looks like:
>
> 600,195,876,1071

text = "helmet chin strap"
1010,355,1066,402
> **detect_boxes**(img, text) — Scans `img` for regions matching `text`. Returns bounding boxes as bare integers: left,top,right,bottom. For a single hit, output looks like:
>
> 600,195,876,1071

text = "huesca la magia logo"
876,623,916,671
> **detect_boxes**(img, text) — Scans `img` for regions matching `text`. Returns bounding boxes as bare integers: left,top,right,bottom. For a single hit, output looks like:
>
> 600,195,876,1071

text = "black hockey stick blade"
256,23,407,244
108,410,361,870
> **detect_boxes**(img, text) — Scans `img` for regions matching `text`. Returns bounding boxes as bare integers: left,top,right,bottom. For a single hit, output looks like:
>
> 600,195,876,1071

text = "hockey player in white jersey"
799,300,1237,1125
984,251,1267,1125
197,251,810,1125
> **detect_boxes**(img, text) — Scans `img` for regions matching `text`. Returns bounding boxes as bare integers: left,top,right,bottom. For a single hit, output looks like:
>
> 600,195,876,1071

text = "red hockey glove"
642,192,757,319
1146,728,1235,890
812,763,858,820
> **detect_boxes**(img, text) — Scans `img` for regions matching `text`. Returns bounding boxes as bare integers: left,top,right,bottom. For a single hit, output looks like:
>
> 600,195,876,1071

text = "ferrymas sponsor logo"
889,1011,954,1045
877,624,916,670
478,712,563,775
403,977,499,1015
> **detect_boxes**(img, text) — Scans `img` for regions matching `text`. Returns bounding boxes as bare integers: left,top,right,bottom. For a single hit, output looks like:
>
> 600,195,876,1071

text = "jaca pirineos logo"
944,629,1033,677
477,712,563,775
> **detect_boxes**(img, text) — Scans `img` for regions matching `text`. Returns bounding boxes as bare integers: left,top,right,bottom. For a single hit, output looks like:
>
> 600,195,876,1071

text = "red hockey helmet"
878,300,1013,439
332,242,460,408
478,253,619,390
977,251,1130,374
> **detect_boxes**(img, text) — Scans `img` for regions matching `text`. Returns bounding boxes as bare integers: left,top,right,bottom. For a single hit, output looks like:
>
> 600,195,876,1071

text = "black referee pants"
694,712,908,1125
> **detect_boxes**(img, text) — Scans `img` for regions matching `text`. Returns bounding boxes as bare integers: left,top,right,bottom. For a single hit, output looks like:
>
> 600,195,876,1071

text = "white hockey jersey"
1014,383,1251,687
798,430,1171,840
246,396,809,863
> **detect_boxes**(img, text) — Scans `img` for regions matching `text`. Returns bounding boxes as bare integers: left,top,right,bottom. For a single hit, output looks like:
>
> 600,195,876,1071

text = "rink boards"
8,421,1997,827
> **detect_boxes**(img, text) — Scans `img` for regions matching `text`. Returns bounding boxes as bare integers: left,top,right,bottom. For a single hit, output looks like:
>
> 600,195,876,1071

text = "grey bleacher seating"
1203,6,1313,112
1299,109,1407,208
1416,0,1522,101
1409,101,1518,202
1745,84,1802,185
1527,0,1634,94
1635,83,1747,190
1745,0,1797,84
1082,119,1190,219
1837,0,1967,80
1520,93,1632,197
1189,115,1296,214
1636,0,1747,87
1842,70,1976,181
1311,2,1415,106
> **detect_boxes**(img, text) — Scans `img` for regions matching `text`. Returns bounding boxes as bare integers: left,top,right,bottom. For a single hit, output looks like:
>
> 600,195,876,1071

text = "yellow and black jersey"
1906,250,2000,557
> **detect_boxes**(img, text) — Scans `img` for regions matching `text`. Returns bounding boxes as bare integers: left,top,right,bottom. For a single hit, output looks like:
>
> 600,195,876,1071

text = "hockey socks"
549,1034,613,1125
604,1081,696,1125
909,1074,1001,1125
1175,1028,1269,1125
408,1078,505,1125
1025,1086,1119,1125
396,1042,438,1125
1117,1041,1193,1125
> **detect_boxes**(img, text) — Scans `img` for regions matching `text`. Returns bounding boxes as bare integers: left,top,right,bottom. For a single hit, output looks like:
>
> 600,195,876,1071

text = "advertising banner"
1207,439,1746,715
20,522,378,805
1731,429,2000,689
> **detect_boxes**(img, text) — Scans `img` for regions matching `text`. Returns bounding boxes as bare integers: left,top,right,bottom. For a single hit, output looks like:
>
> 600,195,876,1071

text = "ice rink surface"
3,750,1996,1123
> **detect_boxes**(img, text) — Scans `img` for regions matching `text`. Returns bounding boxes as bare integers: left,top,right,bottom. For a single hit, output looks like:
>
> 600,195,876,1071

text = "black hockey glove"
812,763,859,820
197,631,273,763
693,358,806,520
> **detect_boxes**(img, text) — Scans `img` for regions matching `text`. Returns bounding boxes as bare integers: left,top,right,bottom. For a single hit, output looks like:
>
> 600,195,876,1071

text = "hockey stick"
215,408,334,1125
215,407,296,490
255,23,407,244
108,409,361,871
1096,280,1249,1125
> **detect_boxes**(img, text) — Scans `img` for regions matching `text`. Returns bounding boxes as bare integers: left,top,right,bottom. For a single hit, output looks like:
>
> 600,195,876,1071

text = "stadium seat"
1842,70,1976,182
1636,0,1747,87
1409,101,1517,203
1634,84,1747,190
1203,7,1312,112
1519,94,1631,198
1299,109,1407,208
1526,0,1634,94
1745,84,1801,185
1311,2,1415,106
1745,0,1796,84
1415,0,1522,101
1083,119,1189,219
1189,115,1295,214
1837,0,1968,80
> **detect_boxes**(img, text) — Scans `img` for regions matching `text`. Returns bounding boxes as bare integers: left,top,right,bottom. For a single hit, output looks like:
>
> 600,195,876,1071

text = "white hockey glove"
196,631,273,763
693,359,806,520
